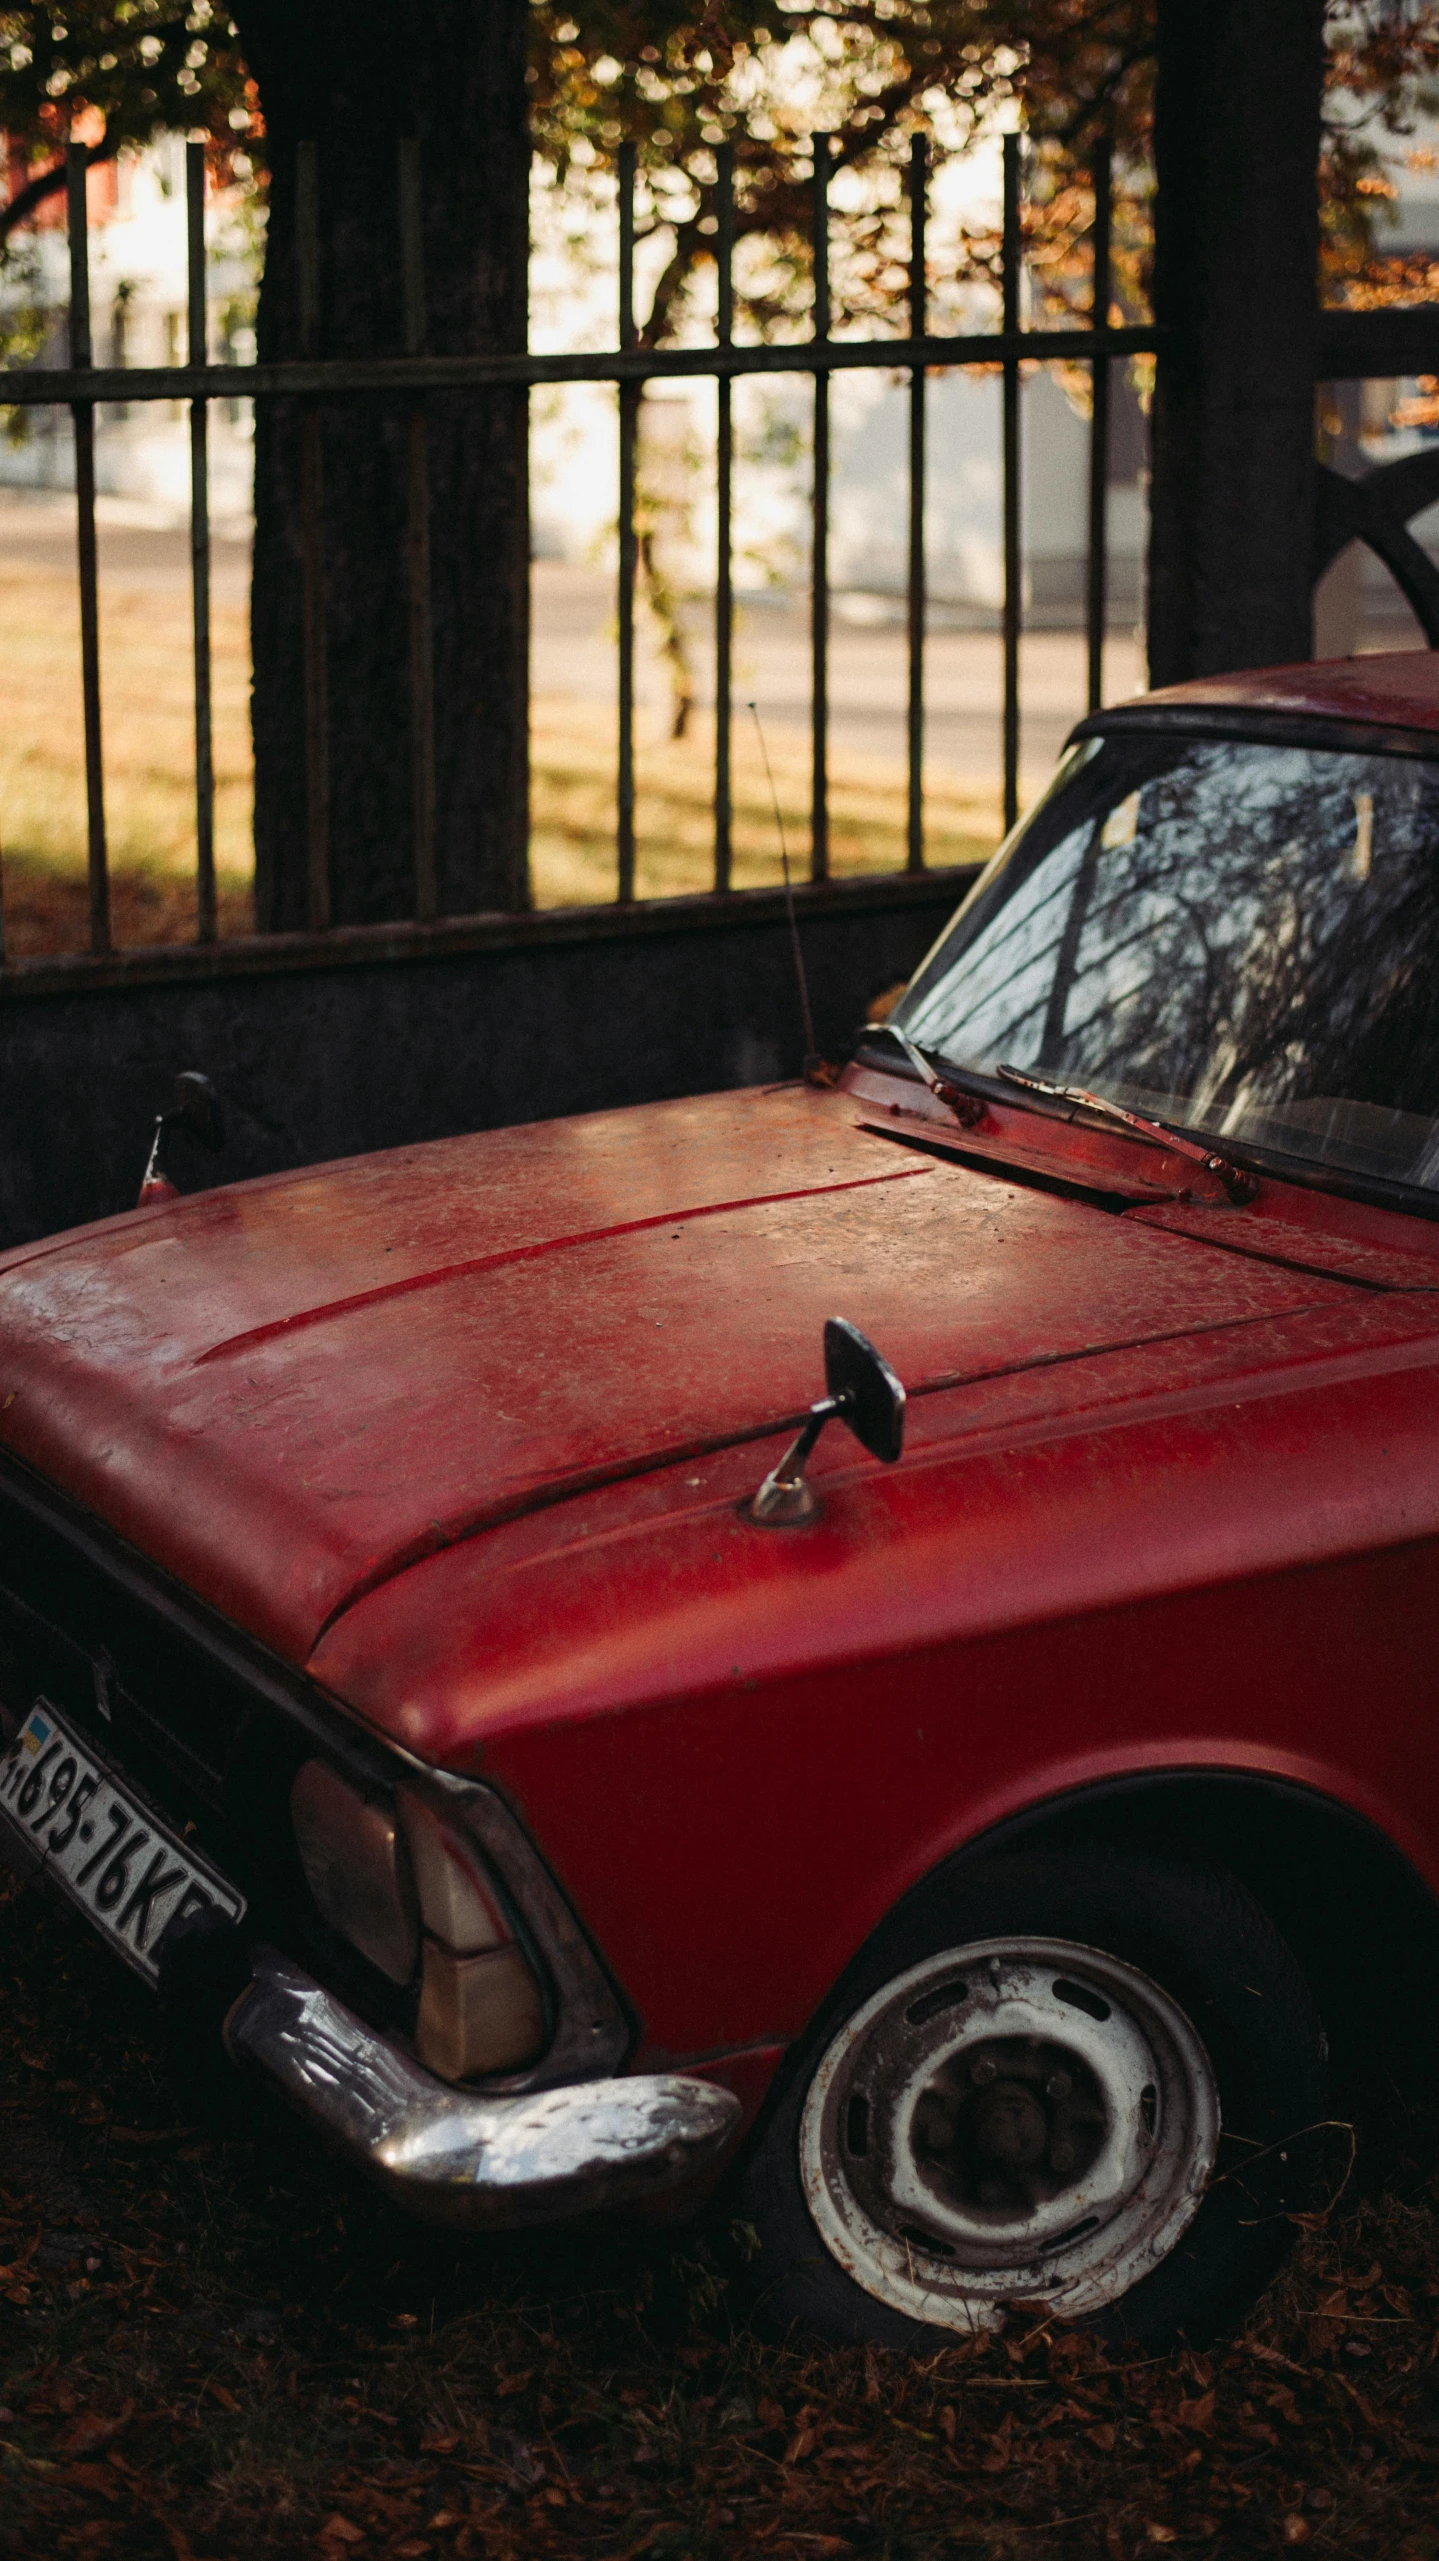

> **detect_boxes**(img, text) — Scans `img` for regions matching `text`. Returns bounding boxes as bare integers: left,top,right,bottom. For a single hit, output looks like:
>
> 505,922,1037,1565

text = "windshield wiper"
866,1027,1257,1204
995,1064,1258,1205
869,1026,987,1126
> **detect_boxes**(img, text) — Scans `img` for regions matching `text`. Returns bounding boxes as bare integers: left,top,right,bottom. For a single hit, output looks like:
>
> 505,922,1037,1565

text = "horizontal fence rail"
0,134,1434,976
14,313,1431,399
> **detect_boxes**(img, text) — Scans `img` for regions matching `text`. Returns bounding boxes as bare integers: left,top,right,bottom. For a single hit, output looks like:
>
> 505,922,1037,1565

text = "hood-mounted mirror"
138,1071,227,1208
750,1318,906,1527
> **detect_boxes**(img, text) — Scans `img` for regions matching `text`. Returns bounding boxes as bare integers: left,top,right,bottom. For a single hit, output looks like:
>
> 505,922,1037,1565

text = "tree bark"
231,1,530,928
1147,0,1324,685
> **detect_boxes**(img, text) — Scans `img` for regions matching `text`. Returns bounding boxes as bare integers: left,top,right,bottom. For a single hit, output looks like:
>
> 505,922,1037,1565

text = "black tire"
734,1845,1328,2352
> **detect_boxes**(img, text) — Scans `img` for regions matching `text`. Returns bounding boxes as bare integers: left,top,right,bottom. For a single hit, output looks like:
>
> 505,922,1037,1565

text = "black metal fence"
2,133,1438,975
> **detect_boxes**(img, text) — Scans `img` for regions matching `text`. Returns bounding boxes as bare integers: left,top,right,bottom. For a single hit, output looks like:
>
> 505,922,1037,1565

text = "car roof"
1074,649,1439,755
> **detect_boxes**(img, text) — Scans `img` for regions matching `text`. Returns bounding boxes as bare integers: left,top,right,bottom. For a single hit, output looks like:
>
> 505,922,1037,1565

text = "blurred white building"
3,133,1148,616
0,133,255,524
6,120,1437,631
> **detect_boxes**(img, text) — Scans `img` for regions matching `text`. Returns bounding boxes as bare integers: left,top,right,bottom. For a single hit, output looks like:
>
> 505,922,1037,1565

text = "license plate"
0,1698,245,1981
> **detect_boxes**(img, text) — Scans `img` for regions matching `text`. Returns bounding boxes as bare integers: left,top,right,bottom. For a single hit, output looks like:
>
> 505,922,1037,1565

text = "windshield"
890,728,1439,1196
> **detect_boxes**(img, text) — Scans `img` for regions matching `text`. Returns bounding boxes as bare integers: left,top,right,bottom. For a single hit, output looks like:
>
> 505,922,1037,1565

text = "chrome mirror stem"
749,1397,843,1526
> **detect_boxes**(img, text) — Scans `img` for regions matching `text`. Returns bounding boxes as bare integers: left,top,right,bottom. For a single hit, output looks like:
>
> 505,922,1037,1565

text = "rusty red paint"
6,654,1439,2126
0,1085,1361,1663
194,1164,933,1366
1135,649,1439,731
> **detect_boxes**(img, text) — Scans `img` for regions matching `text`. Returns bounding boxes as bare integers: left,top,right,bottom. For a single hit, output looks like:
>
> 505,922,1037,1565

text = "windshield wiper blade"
995,1064,1258,1204
868,1029,1257,1204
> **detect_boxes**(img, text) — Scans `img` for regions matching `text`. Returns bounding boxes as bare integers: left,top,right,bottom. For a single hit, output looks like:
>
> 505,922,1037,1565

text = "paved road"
531,560,1145,799
3,489,1423,806
0,491,1135,804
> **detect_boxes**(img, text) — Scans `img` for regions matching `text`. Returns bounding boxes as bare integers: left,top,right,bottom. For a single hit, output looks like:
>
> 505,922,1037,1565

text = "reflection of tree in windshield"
896,734,1439,1188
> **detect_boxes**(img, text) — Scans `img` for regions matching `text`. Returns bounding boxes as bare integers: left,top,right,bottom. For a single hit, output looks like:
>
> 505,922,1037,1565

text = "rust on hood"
0,1085,1361,1668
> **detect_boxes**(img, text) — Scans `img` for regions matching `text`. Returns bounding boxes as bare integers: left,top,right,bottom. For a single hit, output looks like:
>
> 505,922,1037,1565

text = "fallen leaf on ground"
58,2402,133,2457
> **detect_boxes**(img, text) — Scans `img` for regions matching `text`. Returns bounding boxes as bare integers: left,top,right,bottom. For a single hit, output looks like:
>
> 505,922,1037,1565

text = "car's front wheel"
736,1846,1327,2350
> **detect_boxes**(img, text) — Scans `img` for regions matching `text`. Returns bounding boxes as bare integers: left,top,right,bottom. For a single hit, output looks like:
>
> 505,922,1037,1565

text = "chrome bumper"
225,1950,742,2227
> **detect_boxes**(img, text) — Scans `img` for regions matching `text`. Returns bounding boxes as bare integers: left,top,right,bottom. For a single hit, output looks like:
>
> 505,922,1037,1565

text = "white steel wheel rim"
798,1935,1220,2331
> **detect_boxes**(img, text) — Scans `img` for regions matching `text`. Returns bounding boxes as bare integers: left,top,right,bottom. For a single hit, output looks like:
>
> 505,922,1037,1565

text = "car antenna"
746,700,819,1073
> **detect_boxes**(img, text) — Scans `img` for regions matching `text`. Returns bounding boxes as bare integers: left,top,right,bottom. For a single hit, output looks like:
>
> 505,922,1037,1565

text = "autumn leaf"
57,2401,132,2457
10,1882,1439,2561
63,2462,122,2495
981,2415,1014,2473
162,2524,219,2561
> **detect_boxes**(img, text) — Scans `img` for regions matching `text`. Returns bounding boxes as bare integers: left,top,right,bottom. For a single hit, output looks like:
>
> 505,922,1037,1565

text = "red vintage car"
6,650,1439,2353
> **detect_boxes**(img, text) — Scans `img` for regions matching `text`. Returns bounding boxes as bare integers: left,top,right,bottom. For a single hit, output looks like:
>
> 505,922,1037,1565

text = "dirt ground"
3,1869,1439,2561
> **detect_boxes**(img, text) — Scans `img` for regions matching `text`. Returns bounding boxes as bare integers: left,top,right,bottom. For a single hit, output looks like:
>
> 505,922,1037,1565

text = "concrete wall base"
1,871,975,1248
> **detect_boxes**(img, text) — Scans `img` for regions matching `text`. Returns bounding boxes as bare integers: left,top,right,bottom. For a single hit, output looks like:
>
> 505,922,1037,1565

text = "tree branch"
1,129,119,253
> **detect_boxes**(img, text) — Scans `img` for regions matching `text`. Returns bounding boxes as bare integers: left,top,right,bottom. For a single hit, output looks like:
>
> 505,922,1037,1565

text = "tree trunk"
231,1,530,928
1147,0,1324,685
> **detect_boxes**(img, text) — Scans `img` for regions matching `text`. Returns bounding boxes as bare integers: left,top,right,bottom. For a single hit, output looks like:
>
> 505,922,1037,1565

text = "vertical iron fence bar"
67,145,109,954
1001,130,1022,835
810,133,830,885
186,143,217,943
296,140,330,931
1085,140,1113,717
399,136,437,923
906,134,927,875
616,142,638,902
713,142,734,894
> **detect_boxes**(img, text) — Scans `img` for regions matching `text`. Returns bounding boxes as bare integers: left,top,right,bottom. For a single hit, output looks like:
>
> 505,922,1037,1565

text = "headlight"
414,1940,546,2082
291,1760,419,1984
399,1788,545,2079
397,1788,507,1952
289,1759,546,2081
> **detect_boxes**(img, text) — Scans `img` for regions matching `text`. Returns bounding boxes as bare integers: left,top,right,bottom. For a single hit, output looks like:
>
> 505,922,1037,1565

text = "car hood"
0,1083,1359,1666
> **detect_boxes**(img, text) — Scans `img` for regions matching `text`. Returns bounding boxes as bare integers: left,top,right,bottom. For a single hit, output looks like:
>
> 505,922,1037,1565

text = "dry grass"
3,1874,1439,2561
528,699,998,906
0,560,256,952
0,562,998,957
